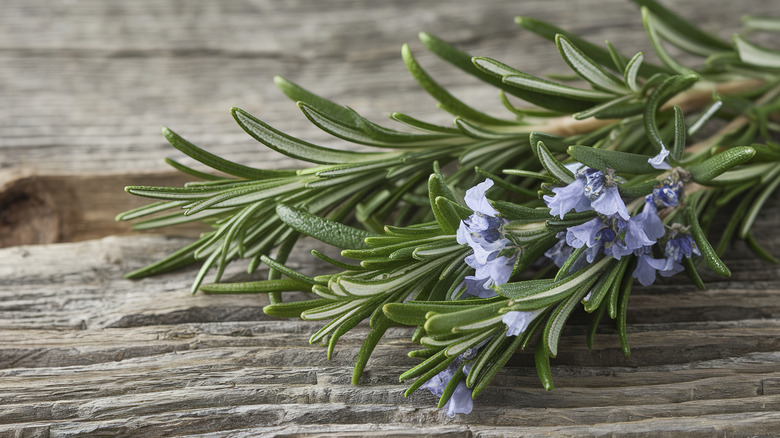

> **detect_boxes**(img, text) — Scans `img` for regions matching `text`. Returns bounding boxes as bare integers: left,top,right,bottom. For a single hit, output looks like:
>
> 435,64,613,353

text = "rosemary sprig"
119,0,780,417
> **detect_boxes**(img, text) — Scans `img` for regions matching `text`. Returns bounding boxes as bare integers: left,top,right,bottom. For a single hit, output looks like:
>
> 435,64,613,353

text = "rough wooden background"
1,0,779,436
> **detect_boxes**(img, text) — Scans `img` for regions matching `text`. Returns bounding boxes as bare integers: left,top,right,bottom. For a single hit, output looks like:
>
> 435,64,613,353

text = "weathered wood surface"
2,0,780,436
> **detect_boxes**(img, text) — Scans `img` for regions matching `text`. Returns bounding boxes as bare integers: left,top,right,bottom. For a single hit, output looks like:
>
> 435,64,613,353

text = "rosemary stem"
687,81,780,155
538,79,767,138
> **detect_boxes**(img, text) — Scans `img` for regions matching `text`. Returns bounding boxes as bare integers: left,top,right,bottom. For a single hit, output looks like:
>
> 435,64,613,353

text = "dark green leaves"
119,7,780,409
688,146,756,184
536,141,574,183
402,44,514,125
515,16,668,78
162,127,294,179
624,53,644,92
232,107,400,164
276,204,375,250
643,74,699,153
567,145,657,175
683,203,731,277
428,169,464,234
497,257,612,308
556,35,627,94
472,57,610,113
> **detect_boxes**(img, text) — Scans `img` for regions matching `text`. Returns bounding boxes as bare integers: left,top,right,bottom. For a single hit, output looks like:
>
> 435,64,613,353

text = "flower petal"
591,186,629,220
502,308,545,337
544,178,587,219
463,276,495,298
633,253,660,286
464,179,498,216
544,237,573,267
445,382,473,417
648,146,672,170
566,218,601,248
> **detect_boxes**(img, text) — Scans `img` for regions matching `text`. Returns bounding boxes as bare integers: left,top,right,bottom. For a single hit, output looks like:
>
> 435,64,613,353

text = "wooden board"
2,0,780,436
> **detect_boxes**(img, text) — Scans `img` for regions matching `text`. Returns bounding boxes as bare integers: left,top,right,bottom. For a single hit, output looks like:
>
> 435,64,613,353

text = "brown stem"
536,79,767,138
687,82,780,154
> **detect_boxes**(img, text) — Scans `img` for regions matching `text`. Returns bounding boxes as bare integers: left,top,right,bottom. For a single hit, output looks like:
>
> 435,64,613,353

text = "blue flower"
648,145,672,170
610,196,665,258
502,308,546,337
544,232,573,267
544,177,590,219
589,225,619,262
565,196,665,262
631,224,699,286
582,167,629,220
632,246,670,286
463,252,514,298
566,217,601,249
444,381,473,417
665,228,700,263
464,179,499,216
422,351,476,417
652,182,683,208
457,179,515,298
543,167,629,220
635,196,666,241
565,217,621,262
590,182,630,221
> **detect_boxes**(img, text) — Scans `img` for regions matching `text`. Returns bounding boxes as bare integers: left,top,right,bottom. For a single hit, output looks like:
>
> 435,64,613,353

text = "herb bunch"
119,0,780,416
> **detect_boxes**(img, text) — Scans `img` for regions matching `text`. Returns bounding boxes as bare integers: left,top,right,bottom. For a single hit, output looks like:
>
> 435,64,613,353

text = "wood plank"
2,0,780,436
0,219,779,435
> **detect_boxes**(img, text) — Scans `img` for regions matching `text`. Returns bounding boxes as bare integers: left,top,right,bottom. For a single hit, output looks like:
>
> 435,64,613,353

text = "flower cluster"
428,179,547,416
543,166,699,286
456,179,515,298
544,165,629,221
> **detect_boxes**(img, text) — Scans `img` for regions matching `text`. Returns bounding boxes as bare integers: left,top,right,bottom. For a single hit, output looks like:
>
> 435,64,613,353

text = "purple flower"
631,225,699,286
590,184,630,220
544,177,590,219
422,352,476,417
650,226,698,280
457,223,509,266
565,217,621,262
463,252,513,298
544,232,573,267
632,246,670,286
565,196,665,262
653,182,683,208
588,225,619,262
502,308,546,337
464,277,498,298
658,258,685,278
566,217,600,249
464,179,499,216
444,381,473,417
457,179,515,298
543,167,629,220
635,196,666,241
667,233,697,262
648,146,672,170
610,196,665,258
661,229,701,275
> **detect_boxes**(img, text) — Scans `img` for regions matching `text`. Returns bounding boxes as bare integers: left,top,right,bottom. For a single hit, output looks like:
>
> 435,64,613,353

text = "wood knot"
0,177,60,246
0,172,198,249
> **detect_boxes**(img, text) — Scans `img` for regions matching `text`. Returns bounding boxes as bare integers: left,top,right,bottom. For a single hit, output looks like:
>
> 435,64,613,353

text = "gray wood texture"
1,0,779,436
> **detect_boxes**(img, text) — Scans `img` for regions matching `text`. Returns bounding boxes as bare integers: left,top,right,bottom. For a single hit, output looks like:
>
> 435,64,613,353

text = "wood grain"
1,0,779,436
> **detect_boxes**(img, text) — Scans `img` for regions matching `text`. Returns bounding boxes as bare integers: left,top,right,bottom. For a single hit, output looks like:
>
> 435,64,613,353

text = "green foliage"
117,2,780,412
